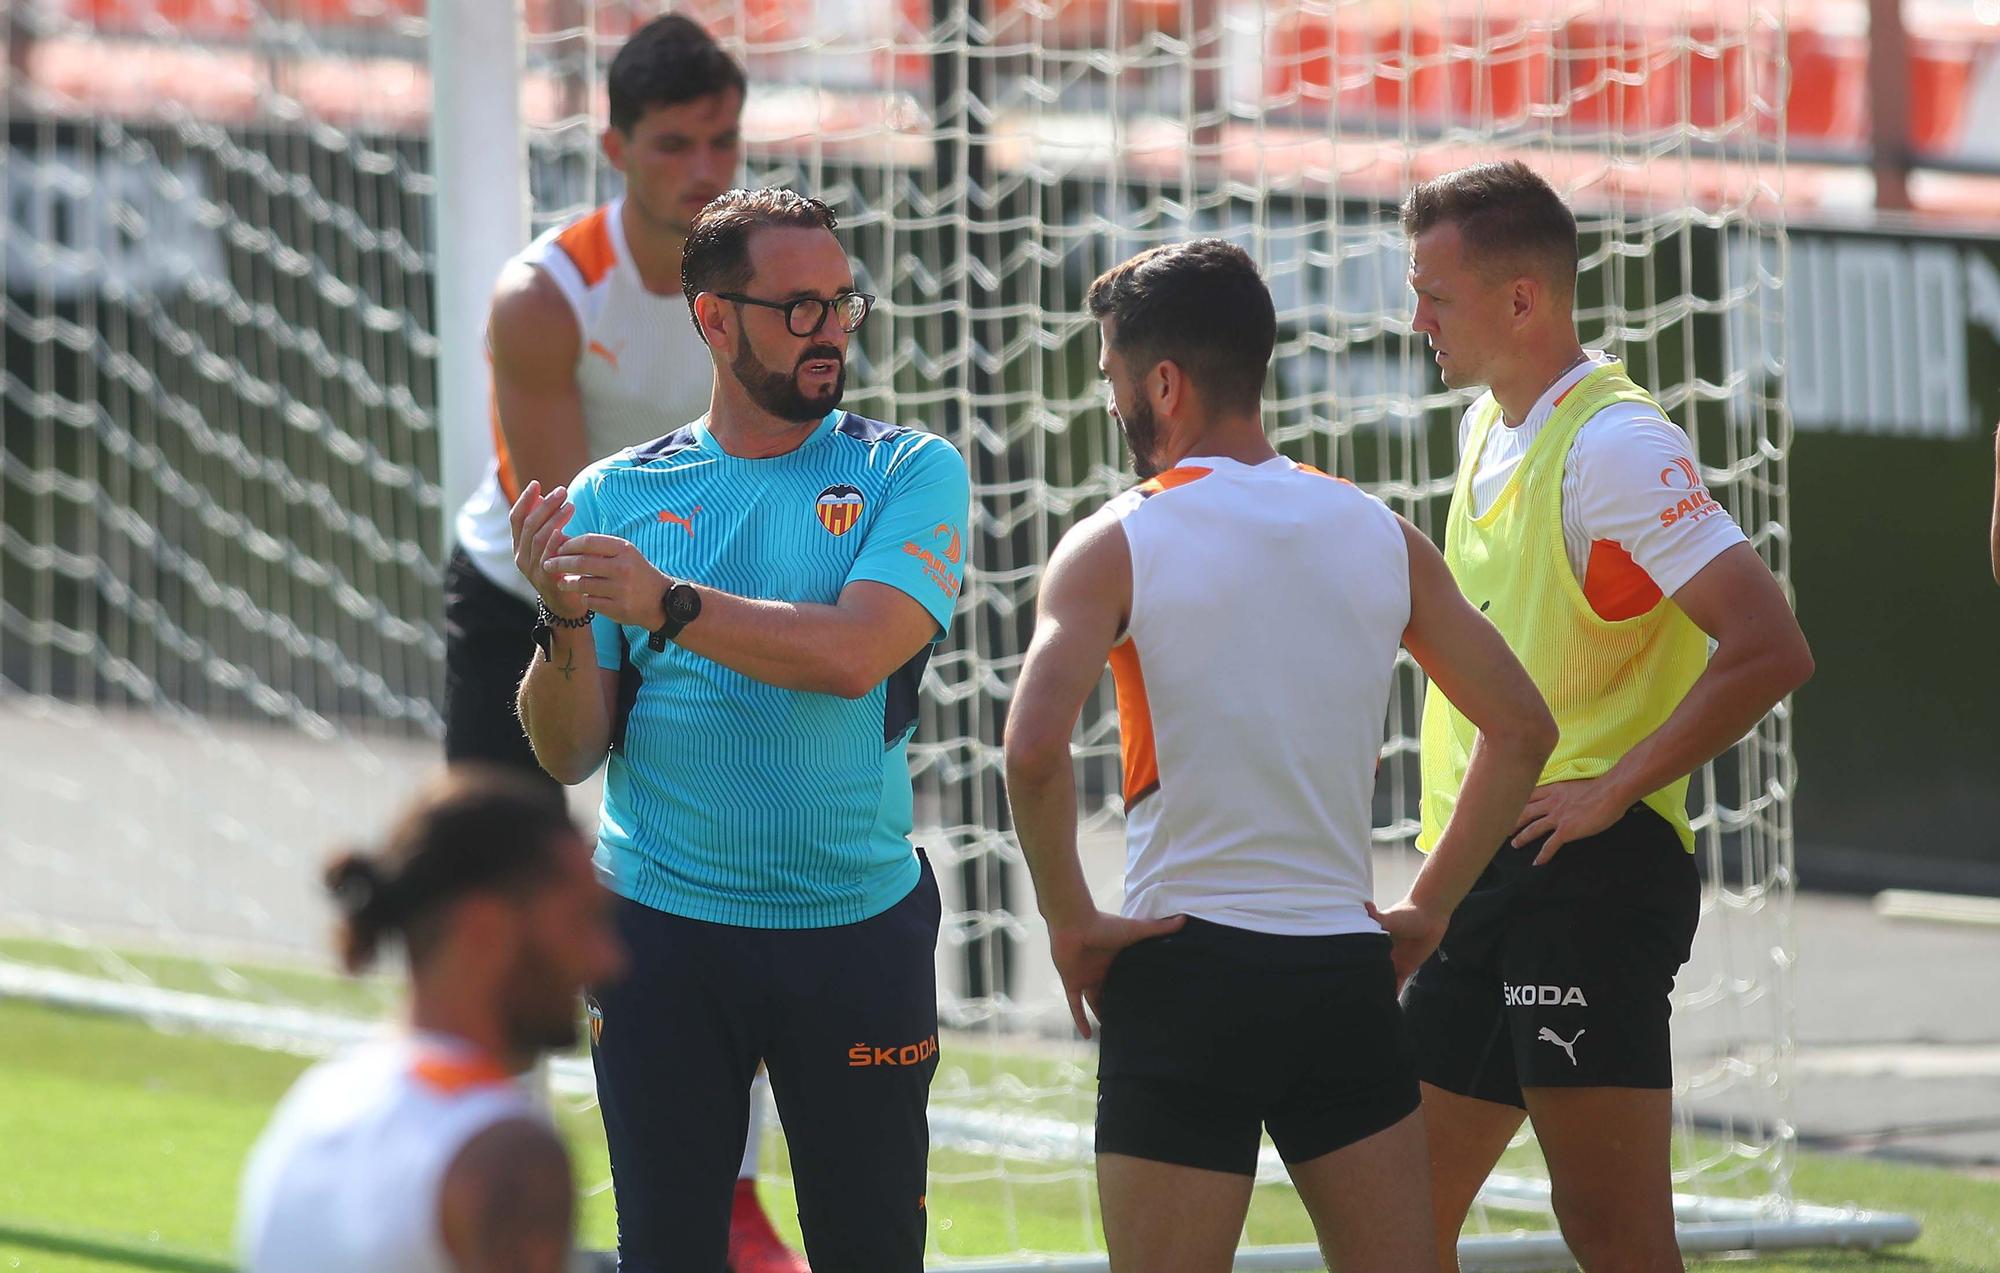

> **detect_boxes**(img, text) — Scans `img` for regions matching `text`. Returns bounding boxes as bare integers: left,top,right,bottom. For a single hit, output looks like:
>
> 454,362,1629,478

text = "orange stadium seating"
35,0,2000,165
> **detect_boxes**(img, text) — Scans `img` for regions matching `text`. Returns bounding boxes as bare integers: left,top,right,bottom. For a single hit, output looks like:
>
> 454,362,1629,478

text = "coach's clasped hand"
509,480,588,620
542,533,676,631
508,476,685,634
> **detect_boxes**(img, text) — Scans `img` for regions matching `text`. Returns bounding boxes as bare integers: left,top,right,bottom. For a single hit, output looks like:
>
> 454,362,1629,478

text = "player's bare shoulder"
487,260,583,379
1041,504,1131,611
1291,461,1409,552
439,1115,573,1273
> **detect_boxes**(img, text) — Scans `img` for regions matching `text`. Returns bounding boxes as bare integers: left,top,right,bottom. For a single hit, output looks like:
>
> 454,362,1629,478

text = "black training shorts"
1096,917,1420,1175
442,544,558,797
1402,804,1701,1107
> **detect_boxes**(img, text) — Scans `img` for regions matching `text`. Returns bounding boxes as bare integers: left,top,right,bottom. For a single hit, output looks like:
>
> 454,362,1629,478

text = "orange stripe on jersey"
411,1051,513,1096
1137,466,1212,497
1294,463,1355,486
1107,639,1160,806
553,206,616,288
488,352,523,505
1581,538,1662,621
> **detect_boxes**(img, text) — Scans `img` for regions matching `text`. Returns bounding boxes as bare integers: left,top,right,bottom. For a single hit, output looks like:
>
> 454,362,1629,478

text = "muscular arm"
518,504,942,782
1508,419,1815,859
517,624,620,785
542,534,941,700
1374,518,1557,980
437,1118,574,1273
1004,512,1183,1037
511,484,618,785
1005,512,1127,934
672,581,938,699
1582,542,1813,820
520,575,934,781
489,263,591,495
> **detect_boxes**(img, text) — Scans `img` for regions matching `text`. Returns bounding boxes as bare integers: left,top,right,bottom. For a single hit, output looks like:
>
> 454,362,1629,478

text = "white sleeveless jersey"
237,1034,544,1273
1104,456,1411,936
455,198,718,600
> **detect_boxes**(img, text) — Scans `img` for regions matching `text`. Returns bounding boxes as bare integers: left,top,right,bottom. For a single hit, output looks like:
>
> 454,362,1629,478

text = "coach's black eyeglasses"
713,290,876,337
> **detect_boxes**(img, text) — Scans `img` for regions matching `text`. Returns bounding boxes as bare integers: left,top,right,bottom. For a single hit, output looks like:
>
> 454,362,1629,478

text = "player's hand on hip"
1046,910,1185,1040
509,480,586,619
541,534,670,630
1366,897,1447,991
1513,776,1630,864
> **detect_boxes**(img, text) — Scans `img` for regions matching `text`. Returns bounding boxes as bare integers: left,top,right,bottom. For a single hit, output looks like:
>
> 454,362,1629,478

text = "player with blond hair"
1401,161,1814,1271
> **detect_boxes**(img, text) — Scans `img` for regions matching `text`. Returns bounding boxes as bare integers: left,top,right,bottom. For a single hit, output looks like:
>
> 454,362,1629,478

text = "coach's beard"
734,339,846,423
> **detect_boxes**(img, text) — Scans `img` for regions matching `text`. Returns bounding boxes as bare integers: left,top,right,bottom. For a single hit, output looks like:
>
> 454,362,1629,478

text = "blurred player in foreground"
237,766,623,1273
1005,238,1557,1272
1403,161,1814,1272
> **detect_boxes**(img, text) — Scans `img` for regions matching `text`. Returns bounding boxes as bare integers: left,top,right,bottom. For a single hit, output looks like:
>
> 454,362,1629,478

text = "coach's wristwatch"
649,579,703,651
533,599,595,663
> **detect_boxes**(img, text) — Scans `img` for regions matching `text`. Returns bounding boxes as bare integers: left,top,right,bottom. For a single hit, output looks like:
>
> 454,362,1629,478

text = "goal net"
0,0,1905,1265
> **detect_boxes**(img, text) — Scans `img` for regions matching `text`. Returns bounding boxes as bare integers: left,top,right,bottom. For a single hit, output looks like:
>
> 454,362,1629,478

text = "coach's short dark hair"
607,13,747,135
323,766,577,976
681,189,841,327
1400,161,1579,291
1086,239,1275,412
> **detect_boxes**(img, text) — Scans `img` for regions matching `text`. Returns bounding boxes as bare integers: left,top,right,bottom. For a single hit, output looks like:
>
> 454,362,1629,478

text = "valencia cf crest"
815,484,865,536
585,994,604,1047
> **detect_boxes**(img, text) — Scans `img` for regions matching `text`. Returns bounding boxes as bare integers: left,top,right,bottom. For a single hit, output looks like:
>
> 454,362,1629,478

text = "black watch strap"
649,581,700,651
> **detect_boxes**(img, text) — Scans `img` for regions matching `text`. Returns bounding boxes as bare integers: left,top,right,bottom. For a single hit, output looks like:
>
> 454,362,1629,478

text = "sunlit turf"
1,995,1993,1271
0,937,395,1019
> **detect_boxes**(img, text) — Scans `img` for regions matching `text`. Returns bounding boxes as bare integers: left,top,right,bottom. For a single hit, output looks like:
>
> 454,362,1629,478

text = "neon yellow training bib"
1417,362,1708,854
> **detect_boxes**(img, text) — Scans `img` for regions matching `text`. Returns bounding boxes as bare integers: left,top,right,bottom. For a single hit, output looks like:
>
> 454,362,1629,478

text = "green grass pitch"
1,997,1995,1272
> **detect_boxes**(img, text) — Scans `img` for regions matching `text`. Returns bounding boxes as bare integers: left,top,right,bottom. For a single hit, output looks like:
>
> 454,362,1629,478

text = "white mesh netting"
2,1,1835,1265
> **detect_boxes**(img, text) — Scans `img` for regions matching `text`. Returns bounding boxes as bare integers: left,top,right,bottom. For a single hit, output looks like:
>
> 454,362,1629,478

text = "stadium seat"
1440,15,1553,131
